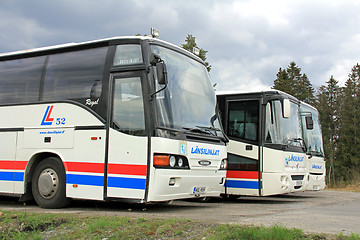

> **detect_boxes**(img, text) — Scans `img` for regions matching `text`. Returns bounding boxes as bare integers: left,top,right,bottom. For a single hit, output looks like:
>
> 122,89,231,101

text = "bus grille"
291,175,304,180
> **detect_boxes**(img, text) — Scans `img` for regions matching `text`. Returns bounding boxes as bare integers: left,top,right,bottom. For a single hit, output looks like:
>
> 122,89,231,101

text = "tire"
32,157,71,209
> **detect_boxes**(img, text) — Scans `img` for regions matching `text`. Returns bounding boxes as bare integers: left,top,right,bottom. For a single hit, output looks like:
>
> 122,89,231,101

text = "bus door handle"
245,145,253,151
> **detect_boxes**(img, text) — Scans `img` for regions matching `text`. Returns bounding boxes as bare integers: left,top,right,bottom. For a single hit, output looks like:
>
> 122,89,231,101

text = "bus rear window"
113,45,143,66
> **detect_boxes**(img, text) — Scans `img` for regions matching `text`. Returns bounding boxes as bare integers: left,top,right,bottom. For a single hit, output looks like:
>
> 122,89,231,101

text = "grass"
0,211,359,240
327,181,360,192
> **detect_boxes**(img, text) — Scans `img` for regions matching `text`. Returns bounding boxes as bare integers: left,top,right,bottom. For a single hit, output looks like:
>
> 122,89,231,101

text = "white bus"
0,36,227,208
300,102,326,191
217,90,325,197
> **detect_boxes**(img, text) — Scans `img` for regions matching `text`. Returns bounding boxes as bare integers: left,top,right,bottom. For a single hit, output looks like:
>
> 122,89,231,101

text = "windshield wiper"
282,138,303,150
307,150,324,158
186,126,229,143
196,125,222,135
182,127,215,136
287,138,303,145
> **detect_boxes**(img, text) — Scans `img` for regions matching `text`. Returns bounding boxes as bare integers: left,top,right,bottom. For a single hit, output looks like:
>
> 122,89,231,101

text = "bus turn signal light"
153,155,169,167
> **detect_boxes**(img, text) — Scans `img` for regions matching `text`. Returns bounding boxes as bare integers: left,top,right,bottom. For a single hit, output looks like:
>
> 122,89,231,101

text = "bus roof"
216,89,301,102
216,89,318,110
0,36,195,60
216,89,292,98
216,89,273,96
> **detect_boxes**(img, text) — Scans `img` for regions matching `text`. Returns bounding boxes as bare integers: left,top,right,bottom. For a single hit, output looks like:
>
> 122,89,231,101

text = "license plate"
313,185,320,190
193,187,206,194
295,180,303,186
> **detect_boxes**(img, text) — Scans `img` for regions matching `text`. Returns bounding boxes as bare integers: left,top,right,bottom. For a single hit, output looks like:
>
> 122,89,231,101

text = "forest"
273,61,360,186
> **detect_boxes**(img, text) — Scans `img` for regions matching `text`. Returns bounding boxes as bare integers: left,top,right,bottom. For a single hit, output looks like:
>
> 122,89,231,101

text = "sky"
1,0,359,92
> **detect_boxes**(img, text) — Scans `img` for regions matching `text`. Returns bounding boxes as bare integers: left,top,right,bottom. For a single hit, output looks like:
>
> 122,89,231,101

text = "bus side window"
0,57,45,104
42,47,107,105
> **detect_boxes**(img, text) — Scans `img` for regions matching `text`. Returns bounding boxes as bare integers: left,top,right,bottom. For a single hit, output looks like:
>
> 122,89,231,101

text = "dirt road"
1,190,359,235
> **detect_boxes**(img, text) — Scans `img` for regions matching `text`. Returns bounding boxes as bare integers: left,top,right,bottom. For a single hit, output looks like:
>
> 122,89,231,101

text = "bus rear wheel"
32,157,71,209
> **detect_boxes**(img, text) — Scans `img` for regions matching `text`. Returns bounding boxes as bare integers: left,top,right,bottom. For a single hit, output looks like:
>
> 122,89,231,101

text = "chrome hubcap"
38,168,58,199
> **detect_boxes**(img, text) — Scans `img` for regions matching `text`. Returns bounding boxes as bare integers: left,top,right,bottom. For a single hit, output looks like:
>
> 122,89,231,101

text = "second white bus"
217,90,325,197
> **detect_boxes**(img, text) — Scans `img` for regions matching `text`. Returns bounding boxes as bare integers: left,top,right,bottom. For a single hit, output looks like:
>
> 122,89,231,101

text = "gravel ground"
0,190,359,235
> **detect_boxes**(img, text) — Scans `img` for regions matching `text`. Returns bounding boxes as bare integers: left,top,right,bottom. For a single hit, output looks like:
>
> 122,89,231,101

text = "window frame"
109,71,147,137
226,99,260,144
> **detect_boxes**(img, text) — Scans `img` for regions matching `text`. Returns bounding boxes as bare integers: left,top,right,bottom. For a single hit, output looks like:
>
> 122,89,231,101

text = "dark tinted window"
228,153,258,171
112,77,145,136
42,47,107,105
0,56,45,104
227,100,259,142
113,45,143,65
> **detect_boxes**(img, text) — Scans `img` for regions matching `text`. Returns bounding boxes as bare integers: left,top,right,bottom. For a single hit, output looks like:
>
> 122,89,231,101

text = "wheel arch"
25,152,64,183
20,152,64,202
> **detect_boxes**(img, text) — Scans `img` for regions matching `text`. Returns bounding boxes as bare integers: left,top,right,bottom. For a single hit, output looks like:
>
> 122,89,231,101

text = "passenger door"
106,73,148,201
225,100,262,196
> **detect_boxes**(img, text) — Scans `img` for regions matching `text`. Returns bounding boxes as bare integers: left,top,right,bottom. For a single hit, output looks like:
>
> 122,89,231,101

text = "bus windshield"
151,45,223,137
265,100,303,148
301,105,324,157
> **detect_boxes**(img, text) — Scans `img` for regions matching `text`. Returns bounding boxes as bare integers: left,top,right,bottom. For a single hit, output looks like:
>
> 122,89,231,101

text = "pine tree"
316,76,340,185
273,61,315,104
181,34,211,72
299,73,316,105
336,63,360,182
273,68,292,94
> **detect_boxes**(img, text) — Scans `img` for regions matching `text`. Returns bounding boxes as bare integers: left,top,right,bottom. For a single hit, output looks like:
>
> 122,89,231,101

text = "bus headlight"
169,156,176,167
178,158,184,167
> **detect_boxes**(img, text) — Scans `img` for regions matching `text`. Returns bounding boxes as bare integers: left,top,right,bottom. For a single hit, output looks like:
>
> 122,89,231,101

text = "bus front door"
225,100,262,196
106,73,148,201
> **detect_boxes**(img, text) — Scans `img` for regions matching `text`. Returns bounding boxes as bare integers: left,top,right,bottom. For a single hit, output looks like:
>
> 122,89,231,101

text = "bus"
300,102,326,191
0,35,227,208
217,90,325,197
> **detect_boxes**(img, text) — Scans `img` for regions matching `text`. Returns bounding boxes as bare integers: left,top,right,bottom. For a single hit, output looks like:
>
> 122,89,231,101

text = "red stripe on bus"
64,162,104,173
0,160,27,170
15,161,28,170
108,164,147,176
226,170,261,179
64,162,147,176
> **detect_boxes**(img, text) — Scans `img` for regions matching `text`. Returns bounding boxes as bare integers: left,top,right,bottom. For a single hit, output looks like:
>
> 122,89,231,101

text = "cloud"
0,9,50,52
0,0,359,92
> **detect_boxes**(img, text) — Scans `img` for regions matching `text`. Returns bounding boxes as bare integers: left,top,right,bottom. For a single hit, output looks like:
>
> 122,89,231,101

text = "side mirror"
305,116,314,130
148,53,168,100
150,53,168,85
282,99,291,118
156,62,168,85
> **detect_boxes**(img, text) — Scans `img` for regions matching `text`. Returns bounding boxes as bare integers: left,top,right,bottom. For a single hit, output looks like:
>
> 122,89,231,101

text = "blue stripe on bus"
226,179,262,189
108,176,146,190
0,172,24,182
66,174,146,190
66,174,104,187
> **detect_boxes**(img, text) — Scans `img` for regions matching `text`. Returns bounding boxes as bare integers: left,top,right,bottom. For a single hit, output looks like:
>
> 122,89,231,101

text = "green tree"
316,76,340,185
181,34,211,72
336,63,360,182
273,61,315,104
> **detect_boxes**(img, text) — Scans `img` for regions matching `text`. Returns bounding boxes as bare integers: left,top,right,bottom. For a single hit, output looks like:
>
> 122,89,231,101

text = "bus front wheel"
32,157,71,209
